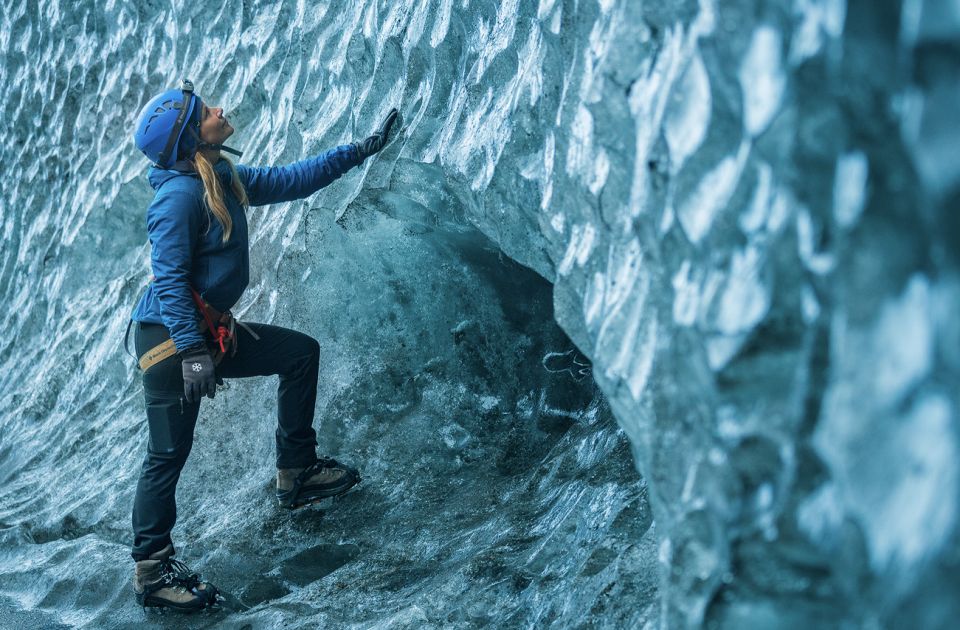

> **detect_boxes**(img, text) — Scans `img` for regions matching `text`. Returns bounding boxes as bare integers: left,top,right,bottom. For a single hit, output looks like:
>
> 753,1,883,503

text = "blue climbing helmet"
133,79,242,169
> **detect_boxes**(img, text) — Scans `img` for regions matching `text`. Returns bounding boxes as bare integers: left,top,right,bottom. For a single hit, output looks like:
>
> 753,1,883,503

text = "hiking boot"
276,456,361,509
133,544,219,612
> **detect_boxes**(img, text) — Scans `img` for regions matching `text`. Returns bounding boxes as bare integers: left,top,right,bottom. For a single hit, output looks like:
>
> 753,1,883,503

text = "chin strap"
186,125,243,158
199,141,244,158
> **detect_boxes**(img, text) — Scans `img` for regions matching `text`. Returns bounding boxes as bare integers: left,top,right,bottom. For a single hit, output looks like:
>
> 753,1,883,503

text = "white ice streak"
578,5,615,104
815,274,949,576
566,105,610,195
558,223,596,276
592,239,657,400
324,2,366,75
520,130,562,226
796,207,836,275
869,394,957,571
671,260,700,327
677,141,750,244
706,244,771,368
664,50,711,173
872,275,934,407
739,163,792,237
899,0,923,48
402,0,433,54
802,283,821,323
551,212,565,234
626,0,717,220
739,25,786,137
537,0,558,21
302,84,353,148
715,245,770,336
627,28,686,219
430,0,452,46
550,4,562,34
575,430,622,468
468,0,520,84
797,482,845,544
833,151,869,228
739,162,773,234
584,272,606,330
443,25,544,190
542,132,556,213
789,0,847,64
670,240,770,369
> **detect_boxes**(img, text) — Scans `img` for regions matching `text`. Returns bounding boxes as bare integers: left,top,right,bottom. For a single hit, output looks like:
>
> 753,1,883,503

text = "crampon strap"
282,457,342,509
143,558,205,597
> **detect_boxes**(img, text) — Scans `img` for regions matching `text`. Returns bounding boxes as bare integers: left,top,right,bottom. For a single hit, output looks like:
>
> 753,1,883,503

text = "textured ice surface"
1,0,958,628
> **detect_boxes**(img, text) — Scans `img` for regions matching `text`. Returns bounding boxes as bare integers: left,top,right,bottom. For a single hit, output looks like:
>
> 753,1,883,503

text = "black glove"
354,108,399,161
181,346,217,403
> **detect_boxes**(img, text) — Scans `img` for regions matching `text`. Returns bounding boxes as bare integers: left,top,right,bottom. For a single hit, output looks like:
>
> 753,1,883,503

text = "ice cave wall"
373,0,960,625
322,0,959,625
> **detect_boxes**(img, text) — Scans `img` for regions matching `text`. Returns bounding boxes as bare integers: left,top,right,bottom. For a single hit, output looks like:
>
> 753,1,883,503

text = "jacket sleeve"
147,187,205,352
234,144,363,206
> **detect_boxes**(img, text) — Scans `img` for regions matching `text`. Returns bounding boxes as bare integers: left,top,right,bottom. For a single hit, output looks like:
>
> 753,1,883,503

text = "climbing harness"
124,285,260,372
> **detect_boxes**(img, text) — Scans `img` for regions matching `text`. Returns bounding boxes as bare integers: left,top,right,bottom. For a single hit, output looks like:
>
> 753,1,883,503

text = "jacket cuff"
178,343,209,358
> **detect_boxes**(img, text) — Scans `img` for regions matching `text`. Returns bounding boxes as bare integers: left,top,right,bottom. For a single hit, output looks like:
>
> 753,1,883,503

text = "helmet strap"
157,79,196,168
186,124,244,159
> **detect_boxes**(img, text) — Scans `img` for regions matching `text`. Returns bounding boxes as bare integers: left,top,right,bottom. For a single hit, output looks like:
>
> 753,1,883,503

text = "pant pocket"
144,394,196,455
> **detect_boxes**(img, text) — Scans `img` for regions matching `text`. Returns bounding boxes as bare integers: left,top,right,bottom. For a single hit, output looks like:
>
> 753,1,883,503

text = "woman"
128,79,397,611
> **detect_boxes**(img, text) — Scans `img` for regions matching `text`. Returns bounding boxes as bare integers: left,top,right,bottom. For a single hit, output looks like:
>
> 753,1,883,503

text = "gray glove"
181,346,217,403
354,108,399,161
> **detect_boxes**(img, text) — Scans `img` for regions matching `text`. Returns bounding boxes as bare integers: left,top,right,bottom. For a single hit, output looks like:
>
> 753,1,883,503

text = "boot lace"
298,457,342,481
158,558,203,592
316,456,340,469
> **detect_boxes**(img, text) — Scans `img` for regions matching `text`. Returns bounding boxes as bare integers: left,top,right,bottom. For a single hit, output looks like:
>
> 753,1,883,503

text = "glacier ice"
1,0,958,627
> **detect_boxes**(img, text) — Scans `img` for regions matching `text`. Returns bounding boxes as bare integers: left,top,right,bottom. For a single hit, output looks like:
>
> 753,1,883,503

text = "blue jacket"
131,144,362,352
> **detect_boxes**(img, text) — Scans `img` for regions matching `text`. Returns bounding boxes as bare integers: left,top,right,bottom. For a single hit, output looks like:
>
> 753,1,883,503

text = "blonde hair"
192,151,249,242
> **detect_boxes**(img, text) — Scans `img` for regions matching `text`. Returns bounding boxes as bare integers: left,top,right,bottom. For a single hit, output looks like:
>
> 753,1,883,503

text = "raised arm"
235,108,400,207
147,188,204,352
235,144,363,207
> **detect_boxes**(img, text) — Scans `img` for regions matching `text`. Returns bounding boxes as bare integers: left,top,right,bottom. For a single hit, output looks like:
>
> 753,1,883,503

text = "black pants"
131,321,321,561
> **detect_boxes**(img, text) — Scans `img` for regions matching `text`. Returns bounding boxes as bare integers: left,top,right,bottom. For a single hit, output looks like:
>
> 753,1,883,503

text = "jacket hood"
147,158,234,191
